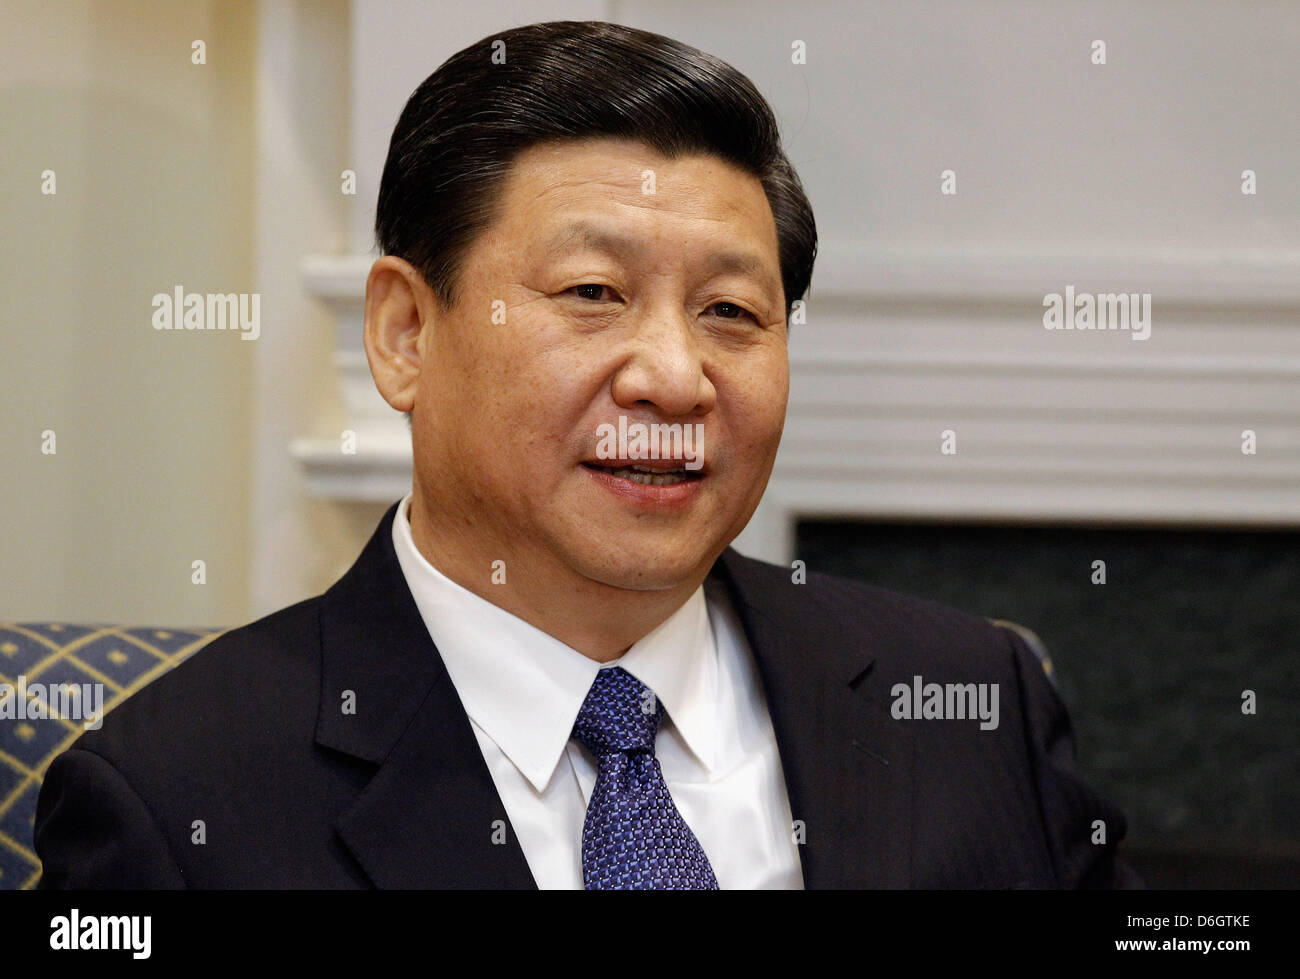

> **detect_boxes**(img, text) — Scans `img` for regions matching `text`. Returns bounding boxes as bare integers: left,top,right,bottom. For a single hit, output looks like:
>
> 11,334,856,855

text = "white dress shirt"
390,493,804,889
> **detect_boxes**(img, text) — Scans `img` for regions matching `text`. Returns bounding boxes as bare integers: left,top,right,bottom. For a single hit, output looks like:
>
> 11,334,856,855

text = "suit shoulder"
74,595,323,760
722,549,1017,674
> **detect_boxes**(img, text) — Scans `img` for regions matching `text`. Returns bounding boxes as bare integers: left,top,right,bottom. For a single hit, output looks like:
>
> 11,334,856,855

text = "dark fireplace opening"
796,519,1300,889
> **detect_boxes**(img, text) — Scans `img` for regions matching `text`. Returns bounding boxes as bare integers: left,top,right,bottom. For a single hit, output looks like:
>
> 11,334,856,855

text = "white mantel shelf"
300,254,371,300
290,437,412,501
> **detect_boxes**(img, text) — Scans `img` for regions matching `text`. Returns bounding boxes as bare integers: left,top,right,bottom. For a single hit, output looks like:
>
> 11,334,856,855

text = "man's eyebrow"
543,220,782,298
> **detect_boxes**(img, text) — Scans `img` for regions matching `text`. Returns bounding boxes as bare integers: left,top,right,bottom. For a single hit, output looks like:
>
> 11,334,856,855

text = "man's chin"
566,541,716,593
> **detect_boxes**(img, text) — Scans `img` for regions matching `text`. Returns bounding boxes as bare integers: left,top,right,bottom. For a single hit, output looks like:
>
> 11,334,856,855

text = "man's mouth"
580,461,705,486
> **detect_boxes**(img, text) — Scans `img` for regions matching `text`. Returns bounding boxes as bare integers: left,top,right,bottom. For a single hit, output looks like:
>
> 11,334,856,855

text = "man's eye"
569,284,612,301
564,288,755,322
708,301,756,321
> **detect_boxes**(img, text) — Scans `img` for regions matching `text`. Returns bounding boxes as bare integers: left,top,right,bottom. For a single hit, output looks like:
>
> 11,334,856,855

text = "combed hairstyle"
374,20,817,321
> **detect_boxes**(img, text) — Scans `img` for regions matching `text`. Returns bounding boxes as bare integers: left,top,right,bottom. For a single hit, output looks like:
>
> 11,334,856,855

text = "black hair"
375,20,816,320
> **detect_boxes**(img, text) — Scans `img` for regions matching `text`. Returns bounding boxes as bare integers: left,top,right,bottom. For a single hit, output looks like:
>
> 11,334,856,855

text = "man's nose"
609,311,717,417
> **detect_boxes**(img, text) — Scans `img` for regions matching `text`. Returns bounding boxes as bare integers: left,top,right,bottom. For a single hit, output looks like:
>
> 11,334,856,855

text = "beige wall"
1,1,257,627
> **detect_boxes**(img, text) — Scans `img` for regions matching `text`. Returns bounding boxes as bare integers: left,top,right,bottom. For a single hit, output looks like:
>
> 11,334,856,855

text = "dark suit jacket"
35,502,1137,888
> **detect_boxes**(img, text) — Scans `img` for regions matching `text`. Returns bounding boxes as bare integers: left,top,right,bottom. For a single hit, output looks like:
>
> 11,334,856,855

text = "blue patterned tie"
571,667,719,889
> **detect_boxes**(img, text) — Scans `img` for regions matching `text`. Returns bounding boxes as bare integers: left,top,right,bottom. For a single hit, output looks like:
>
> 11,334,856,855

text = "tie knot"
572,667,664,755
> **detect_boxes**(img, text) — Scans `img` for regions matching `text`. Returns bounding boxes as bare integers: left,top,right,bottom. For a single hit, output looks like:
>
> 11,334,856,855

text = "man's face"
411,137,789,591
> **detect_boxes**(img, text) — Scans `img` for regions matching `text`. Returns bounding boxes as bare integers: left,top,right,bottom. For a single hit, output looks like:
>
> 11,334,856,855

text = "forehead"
491,138,780,263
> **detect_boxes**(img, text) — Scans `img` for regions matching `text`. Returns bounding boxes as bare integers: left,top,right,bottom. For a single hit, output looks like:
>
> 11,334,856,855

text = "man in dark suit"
35,20,1135,889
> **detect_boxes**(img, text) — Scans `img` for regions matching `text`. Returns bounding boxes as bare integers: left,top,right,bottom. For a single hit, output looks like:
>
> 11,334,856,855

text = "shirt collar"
390,493,717,792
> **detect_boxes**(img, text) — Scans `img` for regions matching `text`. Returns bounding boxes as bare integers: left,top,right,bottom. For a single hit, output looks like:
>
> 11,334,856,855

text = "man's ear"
363,256,436,413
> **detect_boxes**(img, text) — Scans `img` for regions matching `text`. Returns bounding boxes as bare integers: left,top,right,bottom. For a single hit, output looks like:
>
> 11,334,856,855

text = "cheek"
429,319,540,425
504,313,613,421
724,357,788,449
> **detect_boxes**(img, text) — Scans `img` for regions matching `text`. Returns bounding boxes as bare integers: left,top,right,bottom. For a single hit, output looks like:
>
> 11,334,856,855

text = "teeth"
632,464,687,476
605,466,688,486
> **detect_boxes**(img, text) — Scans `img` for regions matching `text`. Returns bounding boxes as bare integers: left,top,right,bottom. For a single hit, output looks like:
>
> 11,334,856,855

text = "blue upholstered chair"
0,623,223,890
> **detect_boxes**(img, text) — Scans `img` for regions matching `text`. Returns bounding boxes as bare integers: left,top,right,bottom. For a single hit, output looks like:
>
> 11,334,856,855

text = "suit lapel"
311,505,909,889
315,502,536,888
711,548,914,888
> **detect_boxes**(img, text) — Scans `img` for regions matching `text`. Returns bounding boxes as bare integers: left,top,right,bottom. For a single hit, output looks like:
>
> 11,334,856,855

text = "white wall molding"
293,253,411,499
727,243,1300,563
810,241,1300,307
